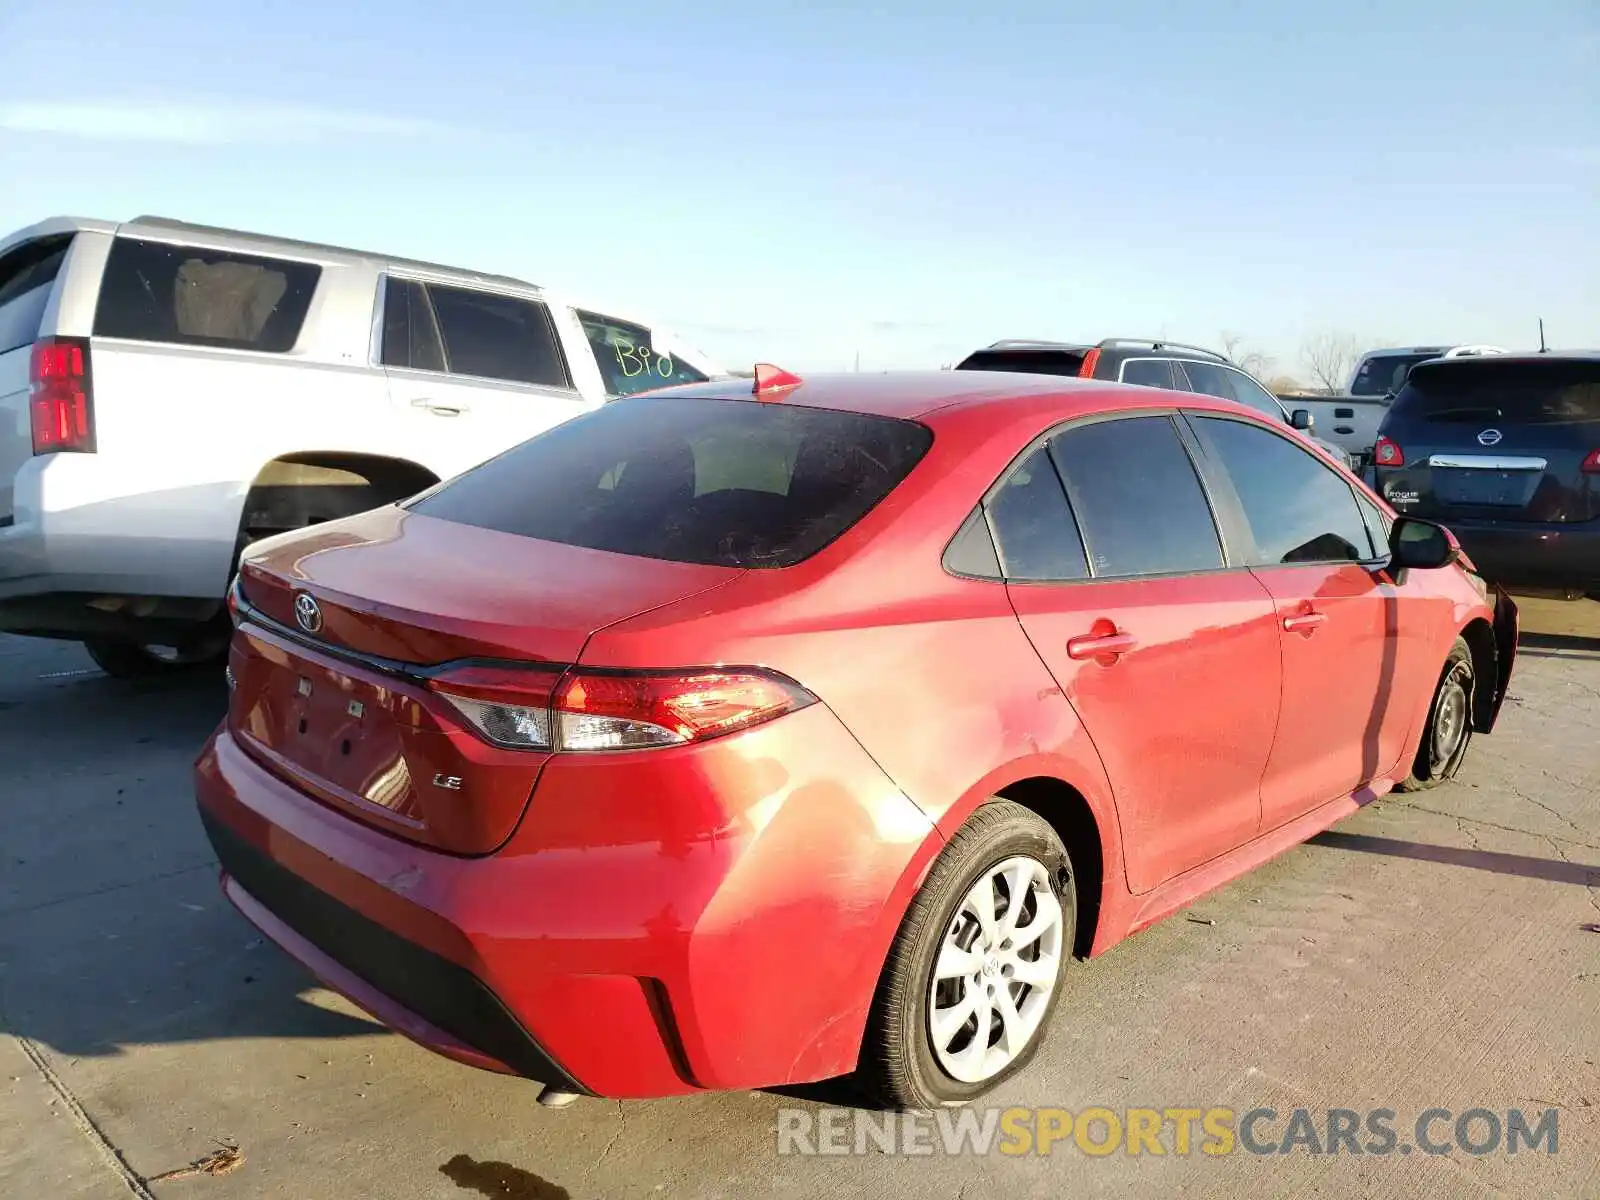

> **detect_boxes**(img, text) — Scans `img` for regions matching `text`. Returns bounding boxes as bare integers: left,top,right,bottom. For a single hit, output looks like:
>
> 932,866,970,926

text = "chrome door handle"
412,398,468,417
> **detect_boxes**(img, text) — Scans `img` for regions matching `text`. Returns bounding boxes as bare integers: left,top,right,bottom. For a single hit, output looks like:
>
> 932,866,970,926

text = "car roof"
1408,351,1600,376
644,369,1261,424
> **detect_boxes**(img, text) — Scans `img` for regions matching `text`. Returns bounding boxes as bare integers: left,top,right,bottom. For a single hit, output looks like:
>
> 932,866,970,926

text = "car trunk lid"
229,506,743,853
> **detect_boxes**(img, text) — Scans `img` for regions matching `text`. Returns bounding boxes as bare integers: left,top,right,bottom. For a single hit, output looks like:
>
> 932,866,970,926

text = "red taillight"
429,666,815,752
29,337,96,455
1078,347,1101,378
1373,435,1405,467
1582,449,1600,474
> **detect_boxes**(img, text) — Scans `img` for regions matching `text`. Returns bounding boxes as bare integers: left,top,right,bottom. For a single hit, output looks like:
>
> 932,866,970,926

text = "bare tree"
1218,331,1276,382
1300,331,1364,394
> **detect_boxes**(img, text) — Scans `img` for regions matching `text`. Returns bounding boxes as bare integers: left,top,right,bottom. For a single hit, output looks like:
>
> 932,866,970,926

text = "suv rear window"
93,238,321,352
0,235,72,356
1350,352,1442,397
1391,360,1600,426
955,349,1087,377
408,396,934,568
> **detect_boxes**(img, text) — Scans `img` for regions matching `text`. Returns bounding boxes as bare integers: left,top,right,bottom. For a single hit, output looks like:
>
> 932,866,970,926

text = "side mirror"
1290,408,1315,432
1389,517,1459,571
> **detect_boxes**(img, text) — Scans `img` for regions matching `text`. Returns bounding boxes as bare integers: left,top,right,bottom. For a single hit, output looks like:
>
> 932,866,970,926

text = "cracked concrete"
1,598,1596,1199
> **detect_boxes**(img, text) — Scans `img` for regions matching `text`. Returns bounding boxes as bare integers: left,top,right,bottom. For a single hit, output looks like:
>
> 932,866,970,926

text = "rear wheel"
83,627,229,680
1397,637,1475,792
857,800,1074,1108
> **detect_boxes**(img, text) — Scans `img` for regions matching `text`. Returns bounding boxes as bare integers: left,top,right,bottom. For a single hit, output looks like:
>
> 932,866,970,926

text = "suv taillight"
1078,347,1101,378
30,337,96,454
1373,435,1405,467
430,666,817,752
1582,450,1600,474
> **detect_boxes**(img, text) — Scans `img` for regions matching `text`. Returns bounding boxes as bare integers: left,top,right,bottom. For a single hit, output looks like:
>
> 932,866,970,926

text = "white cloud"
0,99,455,145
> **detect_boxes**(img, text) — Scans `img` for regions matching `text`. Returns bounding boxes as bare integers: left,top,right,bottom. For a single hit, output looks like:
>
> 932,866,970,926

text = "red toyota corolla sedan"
195,367,1518,1109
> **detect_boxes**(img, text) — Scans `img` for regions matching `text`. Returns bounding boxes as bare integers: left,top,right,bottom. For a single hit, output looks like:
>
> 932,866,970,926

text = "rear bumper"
1437,518,1600,591
194,708,937,1098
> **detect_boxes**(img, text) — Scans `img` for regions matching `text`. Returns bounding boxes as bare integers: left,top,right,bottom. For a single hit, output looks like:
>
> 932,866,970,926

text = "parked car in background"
197,367,1515,1110
1349,344,1506,398
953,338,1356,470
0,215,726,676
1372,351,1600,598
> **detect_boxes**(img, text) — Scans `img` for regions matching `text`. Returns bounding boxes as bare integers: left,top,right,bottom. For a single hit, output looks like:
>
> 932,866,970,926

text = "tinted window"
1174,359,1235,400
984,445,1089,580
409,396,932,568
0,236,72,356
1351,353,1440,397
1391,359,1600,426
379,278,446,372
1049,417,1223,577
1119,358,1178,389
577,310,708,397
955,349,1088,377
1219,367,1288,421
426,284,570,388
944,508,1002,578
93,238,320,352
1194,417,1375,565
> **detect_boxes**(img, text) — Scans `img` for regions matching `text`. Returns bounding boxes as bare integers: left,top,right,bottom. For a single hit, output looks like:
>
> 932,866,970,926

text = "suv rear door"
1376,358,1600,526
0,234,74,522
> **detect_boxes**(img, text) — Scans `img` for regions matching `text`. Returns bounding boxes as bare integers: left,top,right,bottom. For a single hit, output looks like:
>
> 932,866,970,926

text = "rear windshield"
956,349,1087,377
0,235,72,356
1350,353,1442,397
93,237,321,353
407,396,934,568
1391,360,1600,426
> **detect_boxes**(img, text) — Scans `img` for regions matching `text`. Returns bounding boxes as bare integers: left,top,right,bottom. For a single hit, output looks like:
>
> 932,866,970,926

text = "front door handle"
1066,631,1138,662
412,398,468,417
1282,610,1328,634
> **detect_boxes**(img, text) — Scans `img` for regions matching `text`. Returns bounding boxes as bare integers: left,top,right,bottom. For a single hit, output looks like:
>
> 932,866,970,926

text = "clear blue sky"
1,0,1595,379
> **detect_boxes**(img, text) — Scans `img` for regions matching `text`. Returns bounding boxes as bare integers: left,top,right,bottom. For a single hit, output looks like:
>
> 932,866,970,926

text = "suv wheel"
83,630,229,680
858,800,1074,1108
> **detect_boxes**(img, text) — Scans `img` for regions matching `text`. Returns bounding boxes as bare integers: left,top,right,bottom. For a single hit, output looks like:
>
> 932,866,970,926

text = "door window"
1218,366,1290,422
984,445,1089,580
576,310,708,397
1192,416,1376,564
1048,416,1224,577
424,284,571,388
1119,358,1179,389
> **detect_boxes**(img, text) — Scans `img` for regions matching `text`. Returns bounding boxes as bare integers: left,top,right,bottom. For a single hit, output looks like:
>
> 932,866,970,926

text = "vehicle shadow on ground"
1515,631,1600,661
1310,830,1600,887
0,667,384,1061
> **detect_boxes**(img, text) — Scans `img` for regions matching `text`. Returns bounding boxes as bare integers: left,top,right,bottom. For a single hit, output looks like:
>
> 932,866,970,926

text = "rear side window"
984,445,1089,580
1391,360,1600,426
1218,368,1288,422
426,284,570,388
1049,416,1224,577
0,235,73,355
577,309,708,397
1119,358,1179,389
1174,359,1234,400
408,396,933,568
93,238,320,352
1193,416,1375,564
379,277,447,373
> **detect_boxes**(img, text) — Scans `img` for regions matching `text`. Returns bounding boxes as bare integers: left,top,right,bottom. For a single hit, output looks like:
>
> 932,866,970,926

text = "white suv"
0,215,726,676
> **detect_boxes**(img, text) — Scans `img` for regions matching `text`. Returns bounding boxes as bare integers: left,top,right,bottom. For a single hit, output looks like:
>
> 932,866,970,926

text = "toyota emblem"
293,592,323,634
1477,428,1503,446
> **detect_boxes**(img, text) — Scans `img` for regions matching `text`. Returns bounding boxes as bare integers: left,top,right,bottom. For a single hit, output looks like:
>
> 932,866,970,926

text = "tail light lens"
1078,347,1101,378
1373,435,1405,467
430,666,815,752
1581,450,1600,474
30,337,96,454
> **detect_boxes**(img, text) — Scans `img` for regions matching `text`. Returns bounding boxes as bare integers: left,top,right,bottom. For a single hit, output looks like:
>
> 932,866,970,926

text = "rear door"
1186,414,1413,827
0,234,74,522
997,414,1281,893
1375,358,1600,527
380,277,594,480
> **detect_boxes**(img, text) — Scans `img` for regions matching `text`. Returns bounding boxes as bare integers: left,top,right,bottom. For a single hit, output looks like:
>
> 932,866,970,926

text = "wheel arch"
992,776,1108,959
1458,615,1498,730
237,451,441,543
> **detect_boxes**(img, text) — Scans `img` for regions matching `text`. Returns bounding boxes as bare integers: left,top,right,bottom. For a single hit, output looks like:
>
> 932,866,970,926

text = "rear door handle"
1066,631,1138,661
1282,611,1328,634
412,398,468,417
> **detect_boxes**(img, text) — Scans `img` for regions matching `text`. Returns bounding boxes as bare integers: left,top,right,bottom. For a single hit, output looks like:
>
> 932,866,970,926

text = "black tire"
857,799,1075,1109
83,629,229,680
1397,636,1475,792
